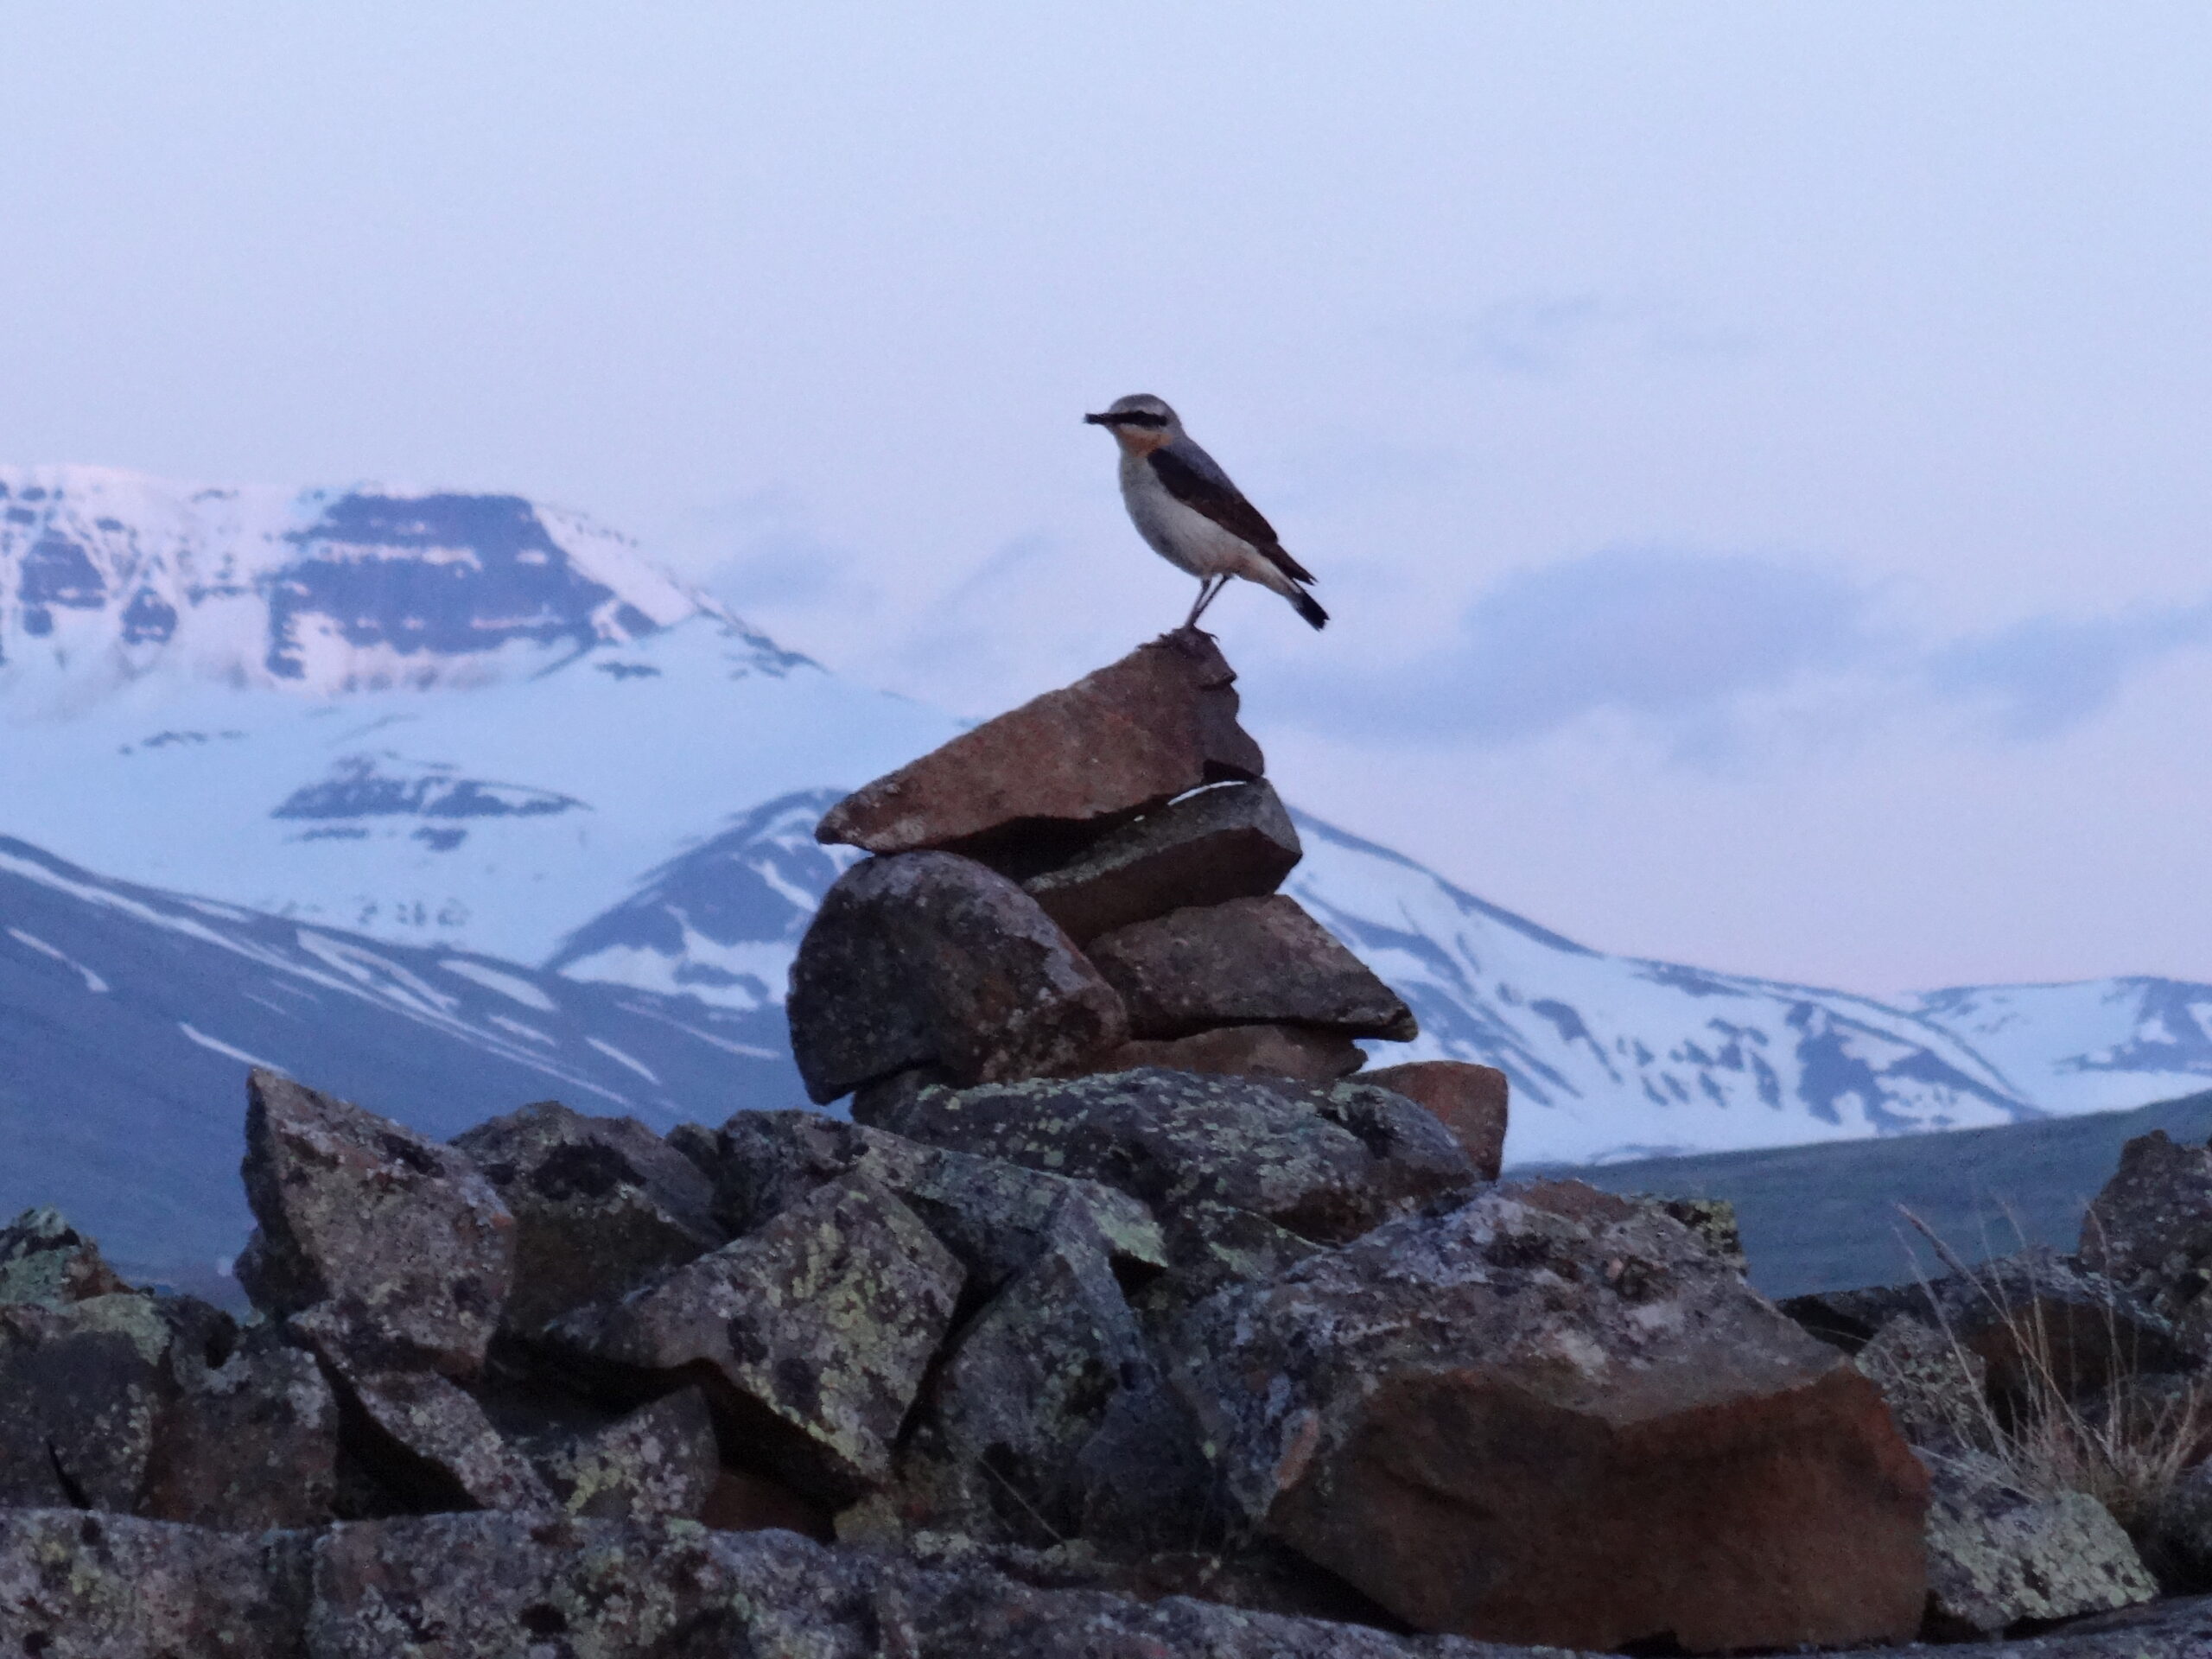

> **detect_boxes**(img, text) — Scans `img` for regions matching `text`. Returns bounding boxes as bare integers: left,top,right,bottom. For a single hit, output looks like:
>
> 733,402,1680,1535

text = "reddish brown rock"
1361,1062,1507,1179
816,632,1264,863
1168,1179,1929,1650
451,1100,721,1336
1022,780,1302,943
786,852,1128,1103
1086,894,1417,1042
701,1466,834,1538
1099,1023,1365,1084
545,1173,964,1505
142,1324,340,1530
236,1070,514,1378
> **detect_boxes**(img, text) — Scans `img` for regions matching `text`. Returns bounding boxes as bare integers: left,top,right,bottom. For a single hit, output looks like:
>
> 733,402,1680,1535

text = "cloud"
1276,545,2212,758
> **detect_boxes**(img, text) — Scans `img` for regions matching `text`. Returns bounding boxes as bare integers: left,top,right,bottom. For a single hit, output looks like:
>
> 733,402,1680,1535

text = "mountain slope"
1910,978,2212,1113
0,834,806,1281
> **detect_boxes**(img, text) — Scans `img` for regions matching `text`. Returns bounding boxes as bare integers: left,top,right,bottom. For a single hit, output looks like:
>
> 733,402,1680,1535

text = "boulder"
864,1068,1475,1249
1923,1450,2157,1636
787,852,1128,1103
867,1204,1205,1550
816,631,1264,865
1361,1062,1508,1179
1085,895,1418,1041
0,1510,309,1658
1168,1179,1929,1650
141,1323,339,1530
315,1354,551,1515
2082,1128,2212,1353
1101,1023,1365,1085
1020,780,1302,943
0,1293,172,1511
0,1206,130,1306
713,1109,1166,1297
536,1387,721,1522
235,1070,514,1378
546,1173,963,1504
1853,1312,1988,1452
450,1099,721,1335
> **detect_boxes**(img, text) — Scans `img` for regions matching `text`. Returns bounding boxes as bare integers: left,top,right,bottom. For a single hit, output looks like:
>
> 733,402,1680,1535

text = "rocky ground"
12,632,2212,1656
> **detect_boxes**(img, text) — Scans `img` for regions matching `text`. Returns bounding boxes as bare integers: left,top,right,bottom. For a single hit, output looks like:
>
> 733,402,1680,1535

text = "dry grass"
1896,1205,2210,1540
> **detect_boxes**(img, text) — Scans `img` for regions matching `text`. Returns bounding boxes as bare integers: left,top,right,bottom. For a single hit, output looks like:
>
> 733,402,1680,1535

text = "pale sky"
5,4,2212,995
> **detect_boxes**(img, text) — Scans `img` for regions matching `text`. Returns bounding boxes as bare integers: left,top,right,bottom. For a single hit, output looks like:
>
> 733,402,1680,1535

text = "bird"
1084,394,1327,632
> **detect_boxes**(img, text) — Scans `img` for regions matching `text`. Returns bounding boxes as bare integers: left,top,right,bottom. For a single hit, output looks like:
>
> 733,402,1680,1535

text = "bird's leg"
1185,575,1226,629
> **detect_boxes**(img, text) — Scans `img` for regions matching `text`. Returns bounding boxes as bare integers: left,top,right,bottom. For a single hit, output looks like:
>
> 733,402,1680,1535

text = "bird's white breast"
1118,453,1258,579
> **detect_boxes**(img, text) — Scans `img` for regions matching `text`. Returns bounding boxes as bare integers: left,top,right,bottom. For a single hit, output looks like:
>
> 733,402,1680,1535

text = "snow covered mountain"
0,832,806,1285
1,464,2201,1178
1909,979,2212,1114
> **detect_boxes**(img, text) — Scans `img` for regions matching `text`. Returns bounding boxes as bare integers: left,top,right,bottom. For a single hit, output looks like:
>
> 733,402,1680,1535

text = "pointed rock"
546,1173,963,1504
1086,895,1417,1041
1021,779,1301,943
787,852,1128,1103
451,1100,721,1336
236,1071,514,1377
817,632,1263,864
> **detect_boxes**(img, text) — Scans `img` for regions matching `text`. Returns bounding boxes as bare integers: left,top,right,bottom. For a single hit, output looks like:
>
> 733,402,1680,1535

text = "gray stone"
816,630,1264,863
451,1098,721,1335
1167,1179,1929,1650
0,1510,309,1658
312,1350,551,1515
236,1070,514,1378
787,851,1129,1103
1923,1449,2158,1636
2082,1128,2212,1355
866,1067,1475,1248
546,1173,964,1504
1021,779,1302,943
1853,1312,1990,1453
142,1323,339,1530
0,1207,130,1307
536,1387,721,1522
713,1108,1167,1295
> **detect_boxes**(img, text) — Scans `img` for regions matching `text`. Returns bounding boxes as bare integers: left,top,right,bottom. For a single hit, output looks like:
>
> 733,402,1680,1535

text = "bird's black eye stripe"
1117,412,1168,429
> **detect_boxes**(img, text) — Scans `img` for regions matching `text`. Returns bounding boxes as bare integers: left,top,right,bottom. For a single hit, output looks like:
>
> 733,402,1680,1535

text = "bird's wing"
1147,444,1317,585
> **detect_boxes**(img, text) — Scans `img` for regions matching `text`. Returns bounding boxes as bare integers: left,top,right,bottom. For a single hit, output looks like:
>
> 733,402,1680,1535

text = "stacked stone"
788,631,1506,1175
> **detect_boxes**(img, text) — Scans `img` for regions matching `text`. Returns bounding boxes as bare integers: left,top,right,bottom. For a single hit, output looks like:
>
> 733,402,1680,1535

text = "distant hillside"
1566,1088,2212,1298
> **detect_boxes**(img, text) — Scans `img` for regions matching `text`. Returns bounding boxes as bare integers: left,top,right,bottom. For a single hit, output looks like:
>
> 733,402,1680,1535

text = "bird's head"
1084,393,1180,453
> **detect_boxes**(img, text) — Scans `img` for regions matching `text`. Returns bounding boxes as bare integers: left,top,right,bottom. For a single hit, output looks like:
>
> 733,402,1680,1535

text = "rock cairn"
15,637,2212,1654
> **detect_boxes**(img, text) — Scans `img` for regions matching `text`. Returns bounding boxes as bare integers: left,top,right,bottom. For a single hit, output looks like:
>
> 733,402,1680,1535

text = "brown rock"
545,1173,963,1505
235,1070,514,1378
1102,1023,1365,1084
1362,1062,1507,1179
816,632,1264,864
1087,894,1417,1041
0,1510,309,1657
1021,780,1301,943
142,1324,339,1530
786,851,1128,1103
451,1100,721,1335
701,1466,834,1538
1168,1179,1929,1650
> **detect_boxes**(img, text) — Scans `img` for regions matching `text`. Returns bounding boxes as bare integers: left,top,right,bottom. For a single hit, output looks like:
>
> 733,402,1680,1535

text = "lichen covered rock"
141,1322,339,1531
536,1387,721,1522
1168,1179,1930,1650
1923,1450,2158,1635
0,1207,130,1307
547,1173,963,1503
787,852,1129,1103
0,1293,173,1510
235,1070,514,1377
452,1098,721,1335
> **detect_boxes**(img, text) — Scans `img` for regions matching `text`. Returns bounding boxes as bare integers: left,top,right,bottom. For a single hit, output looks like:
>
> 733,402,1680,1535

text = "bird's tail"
1290,587,1328,630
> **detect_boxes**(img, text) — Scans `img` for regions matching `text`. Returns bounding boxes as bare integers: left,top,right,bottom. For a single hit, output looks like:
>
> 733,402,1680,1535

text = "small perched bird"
1084,394,1327,631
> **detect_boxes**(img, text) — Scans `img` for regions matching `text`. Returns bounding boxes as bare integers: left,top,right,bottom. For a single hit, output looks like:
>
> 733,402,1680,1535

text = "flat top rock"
817,632,1264,861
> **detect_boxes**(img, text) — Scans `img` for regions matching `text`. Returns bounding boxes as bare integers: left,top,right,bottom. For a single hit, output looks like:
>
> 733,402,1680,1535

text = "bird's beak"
1083,412,1116,426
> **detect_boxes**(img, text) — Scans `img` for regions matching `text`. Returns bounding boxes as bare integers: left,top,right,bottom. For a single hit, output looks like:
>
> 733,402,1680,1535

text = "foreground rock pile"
14,633,2212,1656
